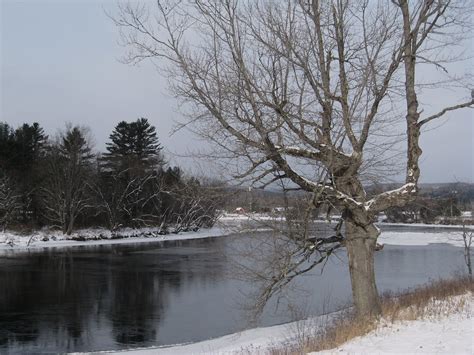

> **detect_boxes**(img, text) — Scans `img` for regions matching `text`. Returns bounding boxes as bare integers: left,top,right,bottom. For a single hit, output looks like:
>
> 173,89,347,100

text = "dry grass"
380,276,472,322
268,275,473,355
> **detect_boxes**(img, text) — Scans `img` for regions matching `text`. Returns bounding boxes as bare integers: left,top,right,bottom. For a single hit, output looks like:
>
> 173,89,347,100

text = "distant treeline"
368,182,473,224
0,119,223,234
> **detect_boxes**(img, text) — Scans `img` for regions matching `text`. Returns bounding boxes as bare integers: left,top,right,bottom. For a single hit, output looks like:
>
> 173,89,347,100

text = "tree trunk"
64,213,75,235
345,219,381,317
66,217,74,235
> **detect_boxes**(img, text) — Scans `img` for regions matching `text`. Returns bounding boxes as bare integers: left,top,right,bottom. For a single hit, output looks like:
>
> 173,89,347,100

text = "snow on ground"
314,316,473,355
0,225,233,251
0,213,276,251
312,295,474,355
378,222,474,230
75,295,473,355
379,231,468,247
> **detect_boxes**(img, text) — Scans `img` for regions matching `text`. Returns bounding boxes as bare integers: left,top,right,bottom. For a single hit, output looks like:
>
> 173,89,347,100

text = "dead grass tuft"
268,275,473,355
380,276,473,322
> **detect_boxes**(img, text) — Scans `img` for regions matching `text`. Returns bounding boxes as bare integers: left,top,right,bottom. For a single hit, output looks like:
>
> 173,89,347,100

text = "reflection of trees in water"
108,260,170,345
0,252,102,350
0,260,40,347
107,238,229,346
0,238,227,352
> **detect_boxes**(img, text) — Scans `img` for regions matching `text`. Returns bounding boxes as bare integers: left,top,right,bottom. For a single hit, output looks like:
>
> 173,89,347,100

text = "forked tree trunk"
345,219,381,317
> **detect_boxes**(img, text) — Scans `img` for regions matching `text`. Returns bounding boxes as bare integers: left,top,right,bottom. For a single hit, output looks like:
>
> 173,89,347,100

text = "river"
0,227,468,354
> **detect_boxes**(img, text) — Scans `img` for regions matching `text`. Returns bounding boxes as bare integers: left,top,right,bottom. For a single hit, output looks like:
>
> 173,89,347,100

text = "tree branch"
418,99,474,127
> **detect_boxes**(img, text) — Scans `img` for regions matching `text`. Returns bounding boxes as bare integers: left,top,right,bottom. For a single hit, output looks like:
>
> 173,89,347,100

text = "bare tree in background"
166,177,224,233
113,0,473,316
41,126,95,235
0,175,21,231
93,168,223,233
91,169,157,231
462,224,473,279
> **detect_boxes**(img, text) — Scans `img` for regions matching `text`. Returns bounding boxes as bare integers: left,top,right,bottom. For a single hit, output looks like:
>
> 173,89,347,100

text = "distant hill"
224,182,474,212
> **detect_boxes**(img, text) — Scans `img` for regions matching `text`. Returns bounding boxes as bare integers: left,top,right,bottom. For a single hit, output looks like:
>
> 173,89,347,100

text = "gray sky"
1,0,473,183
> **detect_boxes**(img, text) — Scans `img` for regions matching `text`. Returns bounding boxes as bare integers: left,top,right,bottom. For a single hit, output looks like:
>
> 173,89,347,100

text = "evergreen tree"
0,122,15,172
97,118,164,228
103,118,163,175
14,123,47,171
0,122,47,225
14,123,47,223
0,122,47,173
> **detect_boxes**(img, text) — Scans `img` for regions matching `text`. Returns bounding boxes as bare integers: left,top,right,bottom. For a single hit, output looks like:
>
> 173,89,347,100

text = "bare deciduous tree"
41,126,95,235
91,169,154,231
462,224,473,279
113,0,473,316
0,175,22,231
166,177,223,233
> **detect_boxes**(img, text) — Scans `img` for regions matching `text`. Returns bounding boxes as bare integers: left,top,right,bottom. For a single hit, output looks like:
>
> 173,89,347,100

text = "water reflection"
0,239,229,354
0,234,467,354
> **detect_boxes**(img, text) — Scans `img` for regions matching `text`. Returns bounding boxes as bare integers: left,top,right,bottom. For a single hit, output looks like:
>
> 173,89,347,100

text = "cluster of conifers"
0,118,222,235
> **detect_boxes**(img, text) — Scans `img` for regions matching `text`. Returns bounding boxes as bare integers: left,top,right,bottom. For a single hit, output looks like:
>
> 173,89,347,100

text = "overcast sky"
1,0,473,184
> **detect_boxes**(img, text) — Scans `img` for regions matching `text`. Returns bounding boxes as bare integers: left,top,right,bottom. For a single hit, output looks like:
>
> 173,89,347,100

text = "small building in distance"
235,207,246,214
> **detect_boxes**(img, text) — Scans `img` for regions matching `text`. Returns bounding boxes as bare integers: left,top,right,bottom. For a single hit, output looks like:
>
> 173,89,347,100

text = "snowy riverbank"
0,214,472,250
0,224,235,251
312,294,473,355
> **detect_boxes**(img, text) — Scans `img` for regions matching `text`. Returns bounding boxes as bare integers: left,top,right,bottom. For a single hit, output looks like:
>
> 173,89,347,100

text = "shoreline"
70,311,340,355
0,225,235,251
0,216,472,251
71,291,473,355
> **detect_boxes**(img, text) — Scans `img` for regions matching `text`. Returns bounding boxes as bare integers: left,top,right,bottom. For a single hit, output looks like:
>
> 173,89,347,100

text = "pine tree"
103,118,163,175
95,119,164,228
14,123,47,223
0,122,47,225
0,122,15,172
14,123,47,171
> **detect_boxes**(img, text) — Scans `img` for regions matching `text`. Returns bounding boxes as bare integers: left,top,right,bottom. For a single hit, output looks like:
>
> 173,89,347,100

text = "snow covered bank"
312,295,473,355
219,213,285,222
0,213,281,251
0,225,234,251
314,316,473,354
0,219,470,251
1,212,471,251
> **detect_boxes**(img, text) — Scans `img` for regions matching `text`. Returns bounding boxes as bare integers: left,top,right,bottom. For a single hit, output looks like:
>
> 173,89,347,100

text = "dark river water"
0,227,468,354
